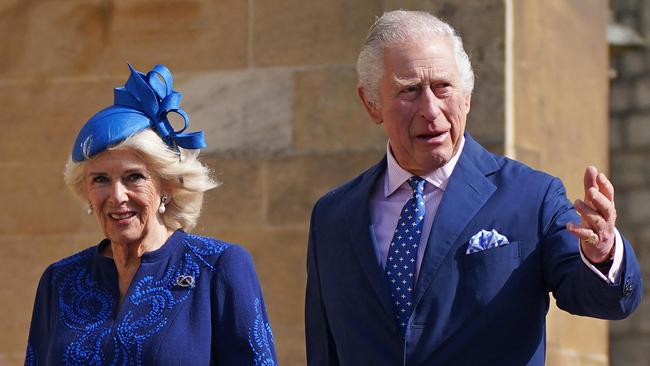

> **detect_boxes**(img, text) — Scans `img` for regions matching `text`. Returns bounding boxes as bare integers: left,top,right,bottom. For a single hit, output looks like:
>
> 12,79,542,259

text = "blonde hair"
64,129,219,231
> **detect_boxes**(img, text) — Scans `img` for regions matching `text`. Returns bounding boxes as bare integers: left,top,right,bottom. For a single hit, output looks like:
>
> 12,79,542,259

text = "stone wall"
0,1,615,365
0,1,504,364
511,2,615,364
609,1,650,365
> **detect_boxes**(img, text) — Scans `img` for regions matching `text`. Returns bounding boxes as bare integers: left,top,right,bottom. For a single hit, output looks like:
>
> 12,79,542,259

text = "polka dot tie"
385,176,426,337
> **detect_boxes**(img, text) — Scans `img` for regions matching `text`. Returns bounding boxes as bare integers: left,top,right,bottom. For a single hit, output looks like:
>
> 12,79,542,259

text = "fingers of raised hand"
596,173,615,201
574,199,608,231
574,167,617,261
566,222,598,242
586,187,617,223
583,166,598,193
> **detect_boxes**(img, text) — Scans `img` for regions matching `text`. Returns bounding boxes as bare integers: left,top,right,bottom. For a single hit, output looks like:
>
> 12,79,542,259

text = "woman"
25,64,277,365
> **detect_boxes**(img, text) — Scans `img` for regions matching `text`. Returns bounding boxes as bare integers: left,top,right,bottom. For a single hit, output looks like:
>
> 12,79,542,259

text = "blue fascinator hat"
71,64,206,162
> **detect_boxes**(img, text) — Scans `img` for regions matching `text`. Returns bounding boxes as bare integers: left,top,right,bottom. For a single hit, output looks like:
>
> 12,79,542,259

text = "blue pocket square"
466,229,510,254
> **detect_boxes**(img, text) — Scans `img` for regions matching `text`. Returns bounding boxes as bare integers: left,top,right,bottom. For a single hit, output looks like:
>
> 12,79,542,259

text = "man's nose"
420,87,442,121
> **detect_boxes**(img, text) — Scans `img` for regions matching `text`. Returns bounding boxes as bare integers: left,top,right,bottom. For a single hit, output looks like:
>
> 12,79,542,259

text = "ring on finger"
585,232,599,245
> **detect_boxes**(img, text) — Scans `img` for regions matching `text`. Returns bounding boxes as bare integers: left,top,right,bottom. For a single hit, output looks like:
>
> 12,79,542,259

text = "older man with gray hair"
305,10,641,365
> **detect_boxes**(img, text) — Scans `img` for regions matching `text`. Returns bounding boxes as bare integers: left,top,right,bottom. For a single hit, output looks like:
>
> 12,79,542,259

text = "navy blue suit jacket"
305,134,642,366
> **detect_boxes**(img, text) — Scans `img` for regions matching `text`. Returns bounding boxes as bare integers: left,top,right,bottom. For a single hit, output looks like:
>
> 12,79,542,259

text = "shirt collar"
384,136,465,198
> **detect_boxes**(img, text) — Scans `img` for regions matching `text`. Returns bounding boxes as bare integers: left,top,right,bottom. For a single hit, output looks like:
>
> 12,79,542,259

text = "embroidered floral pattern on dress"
50,235,228,365
49,248,115,365
248,297,275,366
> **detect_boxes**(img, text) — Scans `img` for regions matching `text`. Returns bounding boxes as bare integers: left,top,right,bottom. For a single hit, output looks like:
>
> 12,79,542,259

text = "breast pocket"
460,241,522,304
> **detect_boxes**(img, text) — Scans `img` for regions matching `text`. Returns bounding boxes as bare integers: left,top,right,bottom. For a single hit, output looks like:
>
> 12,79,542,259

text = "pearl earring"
159,195,168,214
86,204,93,215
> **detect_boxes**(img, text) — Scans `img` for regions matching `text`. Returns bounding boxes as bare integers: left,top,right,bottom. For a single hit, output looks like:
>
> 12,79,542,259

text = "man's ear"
464,93,471,114
357,86,383,125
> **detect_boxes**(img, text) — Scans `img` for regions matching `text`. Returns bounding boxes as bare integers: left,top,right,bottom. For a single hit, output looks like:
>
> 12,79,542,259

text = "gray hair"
63,129,219,232
356,10,474,104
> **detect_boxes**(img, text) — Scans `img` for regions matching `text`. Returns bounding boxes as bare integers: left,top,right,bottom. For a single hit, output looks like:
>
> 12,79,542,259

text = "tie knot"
407,176,426,194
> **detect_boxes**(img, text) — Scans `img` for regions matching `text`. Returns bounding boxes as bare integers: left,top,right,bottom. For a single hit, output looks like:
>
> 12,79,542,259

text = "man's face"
361,35,471,175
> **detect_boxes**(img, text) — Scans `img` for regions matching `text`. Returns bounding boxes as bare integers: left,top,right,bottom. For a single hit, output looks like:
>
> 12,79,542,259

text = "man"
305,10,642,366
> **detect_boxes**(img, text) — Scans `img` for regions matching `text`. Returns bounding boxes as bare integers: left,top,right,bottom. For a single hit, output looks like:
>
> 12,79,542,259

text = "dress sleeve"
25,265,55,366
211,245,277,366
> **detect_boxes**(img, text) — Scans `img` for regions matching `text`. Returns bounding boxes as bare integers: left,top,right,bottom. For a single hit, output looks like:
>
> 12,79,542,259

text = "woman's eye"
127,173,146,182
92,176,108,184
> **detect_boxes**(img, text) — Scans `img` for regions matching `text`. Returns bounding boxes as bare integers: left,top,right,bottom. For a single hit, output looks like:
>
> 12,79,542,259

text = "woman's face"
84,149,167,247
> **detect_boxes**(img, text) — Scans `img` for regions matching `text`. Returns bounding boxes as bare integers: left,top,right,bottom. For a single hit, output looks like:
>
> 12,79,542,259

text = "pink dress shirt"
369,138,465,280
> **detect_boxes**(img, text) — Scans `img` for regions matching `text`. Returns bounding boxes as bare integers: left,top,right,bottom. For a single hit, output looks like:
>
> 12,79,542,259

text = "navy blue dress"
25,230,277,365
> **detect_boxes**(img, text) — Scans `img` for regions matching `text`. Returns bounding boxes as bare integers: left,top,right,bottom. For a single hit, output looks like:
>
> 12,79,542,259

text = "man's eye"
403,85,420,94
433,85,453,96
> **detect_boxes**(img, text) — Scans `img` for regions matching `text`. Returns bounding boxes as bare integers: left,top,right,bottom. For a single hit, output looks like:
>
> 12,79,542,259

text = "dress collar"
94,229,186,264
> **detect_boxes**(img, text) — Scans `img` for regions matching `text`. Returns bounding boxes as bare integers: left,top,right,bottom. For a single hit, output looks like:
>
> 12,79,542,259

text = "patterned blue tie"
385,176,426,336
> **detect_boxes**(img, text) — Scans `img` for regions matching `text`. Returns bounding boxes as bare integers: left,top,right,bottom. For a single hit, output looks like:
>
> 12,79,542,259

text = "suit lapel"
342,157,397,323
413,135,499,305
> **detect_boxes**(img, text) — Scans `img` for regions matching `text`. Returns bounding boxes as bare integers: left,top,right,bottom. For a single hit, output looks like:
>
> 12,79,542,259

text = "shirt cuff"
579,228,624,284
